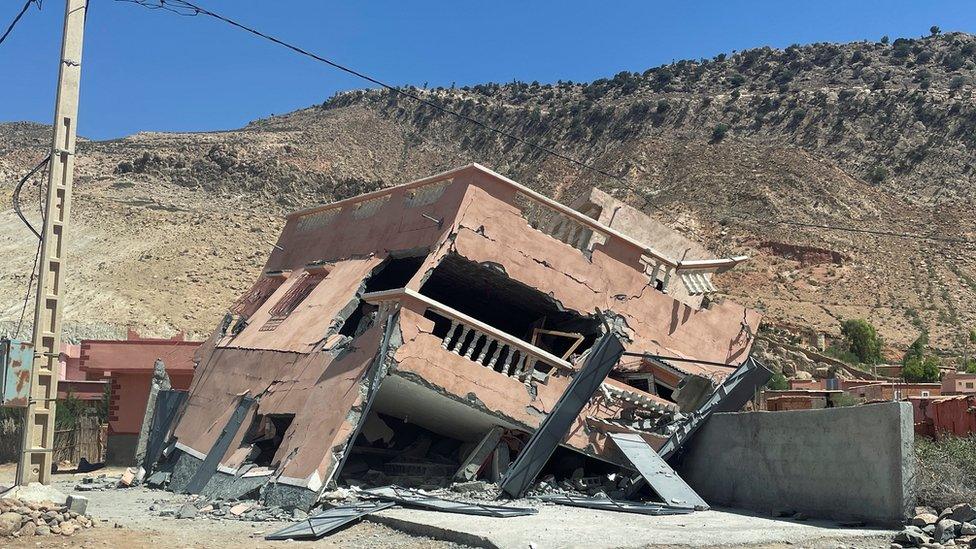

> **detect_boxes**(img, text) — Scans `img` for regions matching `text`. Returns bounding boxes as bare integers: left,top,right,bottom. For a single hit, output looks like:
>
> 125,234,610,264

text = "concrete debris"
64,495,88,515
0,497,96,539
75,474,125,492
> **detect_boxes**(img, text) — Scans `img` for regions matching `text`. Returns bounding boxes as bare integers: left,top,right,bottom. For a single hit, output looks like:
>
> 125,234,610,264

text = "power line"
12,154,50,239
0,0,40,48
116,0,976,249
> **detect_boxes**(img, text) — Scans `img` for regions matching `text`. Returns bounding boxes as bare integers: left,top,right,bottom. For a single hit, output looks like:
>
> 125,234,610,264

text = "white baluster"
442,320,459,350
503,349,516,376
476,337,493,363
661,266,673,293
464,331,481,359
454,326,472,355
485,343,501,369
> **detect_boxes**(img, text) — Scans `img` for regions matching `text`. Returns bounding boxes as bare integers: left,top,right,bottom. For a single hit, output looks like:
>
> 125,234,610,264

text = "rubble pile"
74,473,125,491
149,495,307,523
894,504,976,548
526,472,635,500
0,497,96,539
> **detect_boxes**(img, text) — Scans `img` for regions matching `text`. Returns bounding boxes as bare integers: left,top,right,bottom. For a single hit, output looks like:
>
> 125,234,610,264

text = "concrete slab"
371,504,894,549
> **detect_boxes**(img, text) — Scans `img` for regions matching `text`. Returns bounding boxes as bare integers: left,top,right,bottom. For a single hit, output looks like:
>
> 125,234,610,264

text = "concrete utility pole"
17,0,87,486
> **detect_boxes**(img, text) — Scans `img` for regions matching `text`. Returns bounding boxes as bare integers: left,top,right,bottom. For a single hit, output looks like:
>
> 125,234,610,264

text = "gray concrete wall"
677,402,914,524
106,433,138,466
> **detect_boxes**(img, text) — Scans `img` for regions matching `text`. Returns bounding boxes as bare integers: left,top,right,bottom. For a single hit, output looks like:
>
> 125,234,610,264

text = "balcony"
363,288,572,385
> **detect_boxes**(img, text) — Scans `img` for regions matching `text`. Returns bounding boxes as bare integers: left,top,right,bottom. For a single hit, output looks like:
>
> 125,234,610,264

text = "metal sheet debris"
264,501,396,540
658,356,772,461
533,493,695,515
1,337,33,408
500,333,625,498
362,486,537,517
608,432,708,510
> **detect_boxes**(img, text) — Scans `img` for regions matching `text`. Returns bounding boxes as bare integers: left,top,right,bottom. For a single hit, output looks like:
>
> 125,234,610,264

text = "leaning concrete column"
134,358,172,467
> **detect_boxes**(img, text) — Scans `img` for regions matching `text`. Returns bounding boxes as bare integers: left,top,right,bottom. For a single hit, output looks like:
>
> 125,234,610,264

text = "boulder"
0,512,23,537
962,523,976,536
913,513,940,527
60,522,75,536
35,525,50,536
894,525,930,547
17,522,36,537
952,504,976,524
936,519,962,543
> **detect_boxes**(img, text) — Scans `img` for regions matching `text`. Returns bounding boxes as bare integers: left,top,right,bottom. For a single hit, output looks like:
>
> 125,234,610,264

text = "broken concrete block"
450,481,487,493
229,503,252,517
145,471,171,487
176,503,198,519
119,469,135,487
65,496,88,516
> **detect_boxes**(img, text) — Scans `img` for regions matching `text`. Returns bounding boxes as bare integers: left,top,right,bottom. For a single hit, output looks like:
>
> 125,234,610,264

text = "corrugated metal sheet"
1,337,33,407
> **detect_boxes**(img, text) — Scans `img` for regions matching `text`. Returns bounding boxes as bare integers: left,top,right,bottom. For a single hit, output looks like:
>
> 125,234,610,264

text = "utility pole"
17,0,87,486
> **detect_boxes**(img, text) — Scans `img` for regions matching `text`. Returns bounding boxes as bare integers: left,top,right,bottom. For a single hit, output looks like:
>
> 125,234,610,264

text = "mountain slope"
1,32,975,352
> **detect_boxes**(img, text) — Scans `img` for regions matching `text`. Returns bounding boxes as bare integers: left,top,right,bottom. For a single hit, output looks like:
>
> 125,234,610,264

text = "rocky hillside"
2,31,975,353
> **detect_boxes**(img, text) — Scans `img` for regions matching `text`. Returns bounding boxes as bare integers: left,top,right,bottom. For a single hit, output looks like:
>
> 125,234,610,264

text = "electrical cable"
0,0,40,48
12,154,49,239
14,158,49,338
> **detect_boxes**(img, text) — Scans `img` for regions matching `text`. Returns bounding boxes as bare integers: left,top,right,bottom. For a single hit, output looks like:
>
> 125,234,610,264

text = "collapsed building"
157,163,762,509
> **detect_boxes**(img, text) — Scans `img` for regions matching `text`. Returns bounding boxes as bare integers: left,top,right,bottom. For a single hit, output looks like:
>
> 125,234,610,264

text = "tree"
881,35,890,45
904,332,928,365
903,355,940,382
840,319,883,364
930,25,941,36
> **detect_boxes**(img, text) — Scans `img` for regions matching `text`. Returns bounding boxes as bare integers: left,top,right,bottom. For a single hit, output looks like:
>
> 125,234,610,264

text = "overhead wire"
12,154,50,239
0,0,40,48
115,0,976,249
13,158,49,338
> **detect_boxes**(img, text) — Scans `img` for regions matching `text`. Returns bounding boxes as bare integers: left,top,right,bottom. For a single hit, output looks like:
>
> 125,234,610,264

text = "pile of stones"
0,497,96,538
894,503,976,548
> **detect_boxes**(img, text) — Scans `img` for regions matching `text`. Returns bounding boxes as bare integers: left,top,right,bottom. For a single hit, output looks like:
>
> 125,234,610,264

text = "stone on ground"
894,525,930,547
913,513,939,527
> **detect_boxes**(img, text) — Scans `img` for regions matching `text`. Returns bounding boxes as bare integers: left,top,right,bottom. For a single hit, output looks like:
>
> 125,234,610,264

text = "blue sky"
1,0,973,140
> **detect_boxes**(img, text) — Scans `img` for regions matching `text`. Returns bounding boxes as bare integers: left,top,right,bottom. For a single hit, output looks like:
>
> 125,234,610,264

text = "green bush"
711,123,729,142
930,25,941,36
766,372,789,390
903,355,940,382
868,165,888,184
840,319,883,364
